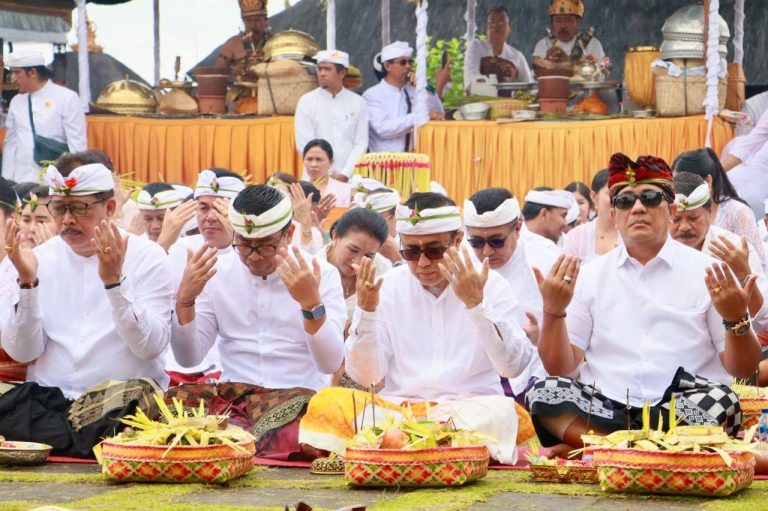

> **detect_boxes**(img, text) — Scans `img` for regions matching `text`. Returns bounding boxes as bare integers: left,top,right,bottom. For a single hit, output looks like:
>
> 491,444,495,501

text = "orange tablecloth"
0,115,732,205
416,116,733,204
85,115,302,185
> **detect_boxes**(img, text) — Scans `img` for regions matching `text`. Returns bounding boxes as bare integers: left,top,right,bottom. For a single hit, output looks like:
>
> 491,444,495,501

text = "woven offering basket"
100,440,255,484
344,445,489,487
739,398,768,429
255,60,317,115
654,74,726,117
529,463,598,484
485,98,532,120
590,448,754,497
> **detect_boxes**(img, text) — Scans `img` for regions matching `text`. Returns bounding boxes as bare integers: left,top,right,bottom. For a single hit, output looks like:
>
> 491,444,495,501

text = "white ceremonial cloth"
363,81,417,152
566,237,730,407
345,264,533,402
170,249,346,390
294,87,369,178
464,39,532,88
1,81,87,183
1,234,172,398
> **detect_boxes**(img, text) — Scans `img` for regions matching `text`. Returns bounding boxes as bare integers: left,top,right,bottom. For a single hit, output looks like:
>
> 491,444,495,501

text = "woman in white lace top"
672,148,765,265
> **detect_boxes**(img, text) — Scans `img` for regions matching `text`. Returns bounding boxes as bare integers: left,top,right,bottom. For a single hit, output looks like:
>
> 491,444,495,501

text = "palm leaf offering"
579,398,758,467
346,404,494,451
106,394,255,458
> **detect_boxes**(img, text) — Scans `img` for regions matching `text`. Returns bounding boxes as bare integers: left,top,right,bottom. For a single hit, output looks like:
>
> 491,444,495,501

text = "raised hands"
212,197,234,246
709,235,751,284
157,200,198,252
314,194,336,223
438,246,489,309
4,218,38,284
706,262,755,322
90,220,128,286
176,243,218,304
276,246,322,311
288,182,313,227
532,254,580,317
354,256,384,312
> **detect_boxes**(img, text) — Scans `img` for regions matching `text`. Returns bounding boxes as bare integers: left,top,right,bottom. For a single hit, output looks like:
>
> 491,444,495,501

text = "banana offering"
108,394,255,457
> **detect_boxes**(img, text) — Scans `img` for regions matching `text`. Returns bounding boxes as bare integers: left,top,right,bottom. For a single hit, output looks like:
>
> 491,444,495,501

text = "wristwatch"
723,314,751,336
301,303,326,321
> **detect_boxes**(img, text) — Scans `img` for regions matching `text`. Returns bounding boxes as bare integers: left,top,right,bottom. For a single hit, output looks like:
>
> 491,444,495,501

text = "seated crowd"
0,145,766,467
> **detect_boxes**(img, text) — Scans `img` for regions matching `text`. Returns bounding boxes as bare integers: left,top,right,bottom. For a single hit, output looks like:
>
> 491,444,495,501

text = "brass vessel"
263,29,319,61
96,75,157,115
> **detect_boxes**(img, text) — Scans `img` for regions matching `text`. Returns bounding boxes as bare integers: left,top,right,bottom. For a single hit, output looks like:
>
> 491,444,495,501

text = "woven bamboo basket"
255,60,317,116
529,463,598,484
591,448,755,497
654,74,727,117
739,398,768,429
485,98,532,120
344,445,489,487
100,440,255,484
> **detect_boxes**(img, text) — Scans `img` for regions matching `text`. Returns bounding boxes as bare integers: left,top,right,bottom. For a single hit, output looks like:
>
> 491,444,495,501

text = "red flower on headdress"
64,176,77,190
243,217,255,234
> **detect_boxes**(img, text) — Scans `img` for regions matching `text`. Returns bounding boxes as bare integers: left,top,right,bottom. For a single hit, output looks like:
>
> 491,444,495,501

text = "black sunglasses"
399,244,451,262
393,58,414,66
612,190,667,210
467,233,513,249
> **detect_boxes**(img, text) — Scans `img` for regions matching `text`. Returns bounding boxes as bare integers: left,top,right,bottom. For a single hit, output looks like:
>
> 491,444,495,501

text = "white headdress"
228,195,293,239
674,183,711,211
396,204,462,235
136,189,182,210
194,170,245,199
463,197,521,228
524,189,574,209
45,164,114,196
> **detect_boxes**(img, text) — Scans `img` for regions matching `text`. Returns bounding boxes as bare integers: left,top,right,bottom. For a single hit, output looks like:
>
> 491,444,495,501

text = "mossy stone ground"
0,463,765,510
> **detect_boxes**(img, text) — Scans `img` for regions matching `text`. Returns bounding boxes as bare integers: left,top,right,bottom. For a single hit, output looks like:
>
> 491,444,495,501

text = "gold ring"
713,287,721,295
364,281,375,289
4,245,12,252
103,246,113,255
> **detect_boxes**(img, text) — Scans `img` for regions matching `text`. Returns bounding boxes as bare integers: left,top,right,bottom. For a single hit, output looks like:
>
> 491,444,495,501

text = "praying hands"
533,254,580,318
438,246,489,309
276,246,322,311
91,220,128,286
4,218,38,284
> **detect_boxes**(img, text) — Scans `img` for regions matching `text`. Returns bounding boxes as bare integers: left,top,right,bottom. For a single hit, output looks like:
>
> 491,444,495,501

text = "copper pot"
537,76,570,100
191,67,229,96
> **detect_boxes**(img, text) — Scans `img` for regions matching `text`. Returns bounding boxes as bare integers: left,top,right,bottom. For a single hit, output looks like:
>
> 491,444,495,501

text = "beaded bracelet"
174,296,196,307
543,307,567,319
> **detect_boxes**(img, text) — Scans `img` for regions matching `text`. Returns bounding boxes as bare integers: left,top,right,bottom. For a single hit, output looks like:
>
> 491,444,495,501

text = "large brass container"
263,29,319,61
96,75,157,115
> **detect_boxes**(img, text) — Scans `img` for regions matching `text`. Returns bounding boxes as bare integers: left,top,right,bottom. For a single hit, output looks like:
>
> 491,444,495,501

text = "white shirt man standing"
295,50,368,182
363,41,443,153
2,52,87,183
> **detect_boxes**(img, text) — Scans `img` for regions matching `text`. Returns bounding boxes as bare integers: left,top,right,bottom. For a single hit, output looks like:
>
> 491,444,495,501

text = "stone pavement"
0,463,734,510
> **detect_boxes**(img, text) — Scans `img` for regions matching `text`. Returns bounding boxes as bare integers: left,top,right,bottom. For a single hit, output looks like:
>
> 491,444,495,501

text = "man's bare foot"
545,442,580,459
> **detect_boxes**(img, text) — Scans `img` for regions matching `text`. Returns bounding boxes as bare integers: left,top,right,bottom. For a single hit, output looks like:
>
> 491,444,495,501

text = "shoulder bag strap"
27,94,38,139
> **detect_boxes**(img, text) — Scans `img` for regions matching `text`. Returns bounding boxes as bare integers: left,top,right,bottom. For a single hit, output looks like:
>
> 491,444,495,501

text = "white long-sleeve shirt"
1,234,172,398
464,39,532,88
170,250,346,390
363,81,417,153
345,264,533,402
1,81,87,183
294,87,369,178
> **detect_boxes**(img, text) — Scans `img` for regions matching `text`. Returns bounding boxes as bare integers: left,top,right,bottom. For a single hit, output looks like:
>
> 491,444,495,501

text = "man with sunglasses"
0,162,172,455
300,192,536,464
363,41,443,153
168,184,345,459
526,153,761,459
464,188,549,402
